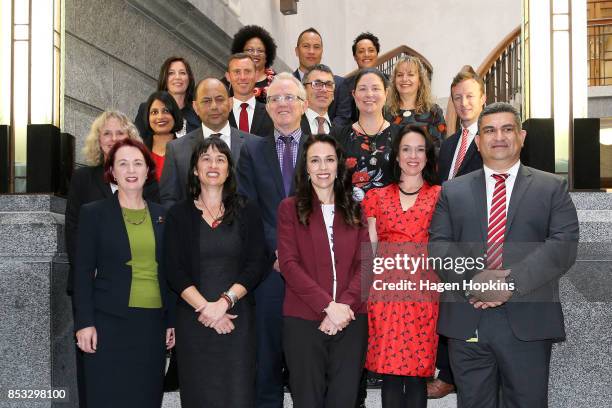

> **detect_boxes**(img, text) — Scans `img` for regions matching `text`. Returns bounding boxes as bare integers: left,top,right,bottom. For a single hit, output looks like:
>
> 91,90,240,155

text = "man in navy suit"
237,72,308,408
430,67,487,398
293,27,347,125
226,53,274,137
438,68,485,183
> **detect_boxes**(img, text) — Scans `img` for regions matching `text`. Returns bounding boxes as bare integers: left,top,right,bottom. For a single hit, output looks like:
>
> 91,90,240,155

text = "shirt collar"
233,95,256,110
201,121,231,139
296,69,305,81
462,121,479,136
483,160,521,180
305,108,330,125
274,127,302,142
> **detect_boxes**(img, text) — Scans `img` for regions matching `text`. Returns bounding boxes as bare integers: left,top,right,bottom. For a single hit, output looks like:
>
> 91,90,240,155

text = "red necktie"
239,102,249,132
486,173,509,269
452,128,469,177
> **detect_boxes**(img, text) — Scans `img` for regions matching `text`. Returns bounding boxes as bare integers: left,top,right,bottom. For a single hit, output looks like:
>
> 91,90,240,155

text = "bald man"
160,78,254,207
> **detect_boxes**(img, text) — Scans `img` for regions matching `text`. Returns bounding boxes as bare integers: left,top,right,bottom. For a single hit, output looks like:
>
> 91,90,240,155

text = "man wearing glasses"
301,64,336,135
237,72,308,408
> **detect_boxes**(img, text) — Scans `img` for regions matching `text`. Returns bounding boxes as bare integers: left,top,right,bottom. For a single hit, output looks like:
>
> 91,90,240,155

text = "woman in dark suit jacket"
134,56,200,144
165,137,266,407
277,133,370,408
73,138,175,408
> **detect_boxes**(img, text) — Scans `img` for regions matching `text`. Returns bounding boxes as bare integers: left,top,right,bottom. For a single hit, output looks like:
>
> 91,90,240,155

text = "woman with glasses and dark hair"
73,138,175,408
386,55,446,148
363,125,441,408
228,25,278,103
135,56,201,143
277,133,369,407
143,91,183,181
165,137,266,407
332,68,400,203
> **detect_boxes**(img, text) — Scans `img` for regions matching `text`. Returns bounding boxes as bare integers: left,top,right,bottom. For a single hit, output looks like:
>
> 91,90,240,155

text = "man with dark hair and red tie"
226,53,274,137
429,102,579,407
300,64,335,135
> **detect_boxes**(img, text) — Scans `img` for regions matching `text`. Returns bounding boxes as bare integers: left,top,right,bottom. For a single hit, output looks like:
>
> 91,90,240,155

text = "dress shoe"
427,378,455,399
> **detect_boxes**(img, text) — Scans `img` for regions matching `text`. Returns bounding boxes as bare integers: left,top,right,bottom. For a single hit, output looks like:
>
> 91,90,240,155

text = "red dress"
151,152,165,182
363,183,441,377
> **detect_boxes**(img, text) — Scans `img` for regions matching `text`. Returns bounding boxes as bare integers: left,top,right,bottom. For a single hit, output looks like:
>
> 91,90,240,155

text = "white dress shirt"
448,122,478,180
231,96,256,132
483,160,521,217
305,108,331,134
296,69,305,81
201,122,232,149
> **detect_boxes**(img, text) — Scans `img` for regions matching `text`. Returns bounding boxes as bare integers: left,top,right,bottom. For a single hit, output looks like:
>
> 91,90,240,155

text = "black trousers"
283,315,368,408
436,335,455,384
448,307,552,408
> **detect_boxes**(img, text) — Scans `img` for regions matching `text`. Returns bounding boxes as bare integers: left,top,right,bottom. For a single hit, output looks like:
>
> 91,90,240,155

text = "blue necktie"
279,136,294,196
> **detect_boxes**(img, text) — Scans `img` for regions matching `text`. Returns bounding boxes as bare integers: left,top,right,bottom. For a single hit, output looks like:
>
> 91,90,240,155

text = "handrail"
476,26,521,77
343,45,434,79
588,17,612,26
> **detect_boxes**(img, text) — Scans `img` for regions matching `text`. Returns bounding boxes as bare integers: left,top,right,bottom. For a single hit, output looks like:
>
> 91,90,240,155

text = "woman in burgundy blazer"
277,133,370,408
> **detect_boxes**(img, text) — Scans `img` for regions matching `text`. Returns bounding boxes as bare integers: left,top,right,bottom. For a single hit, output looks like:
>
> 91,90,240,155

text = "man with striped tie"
429,102,579,408
438,67,485,183
429,66,487,399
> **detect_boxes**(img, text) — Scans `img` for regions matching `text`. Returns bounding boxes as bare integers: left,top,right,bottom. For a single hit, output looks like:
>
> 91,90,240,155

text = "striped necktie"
486,173,509,269
452,128,469,177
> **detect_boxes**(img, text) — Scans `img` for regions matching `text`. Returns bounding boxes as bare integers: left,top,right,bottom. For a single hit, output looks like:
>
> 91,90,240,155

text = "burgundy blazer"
277,197,369,321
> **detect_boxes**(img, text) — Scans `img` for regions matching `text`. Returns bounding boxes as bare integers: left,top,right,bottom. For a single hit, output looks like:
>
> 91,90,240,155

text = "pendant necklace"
199,199,224,229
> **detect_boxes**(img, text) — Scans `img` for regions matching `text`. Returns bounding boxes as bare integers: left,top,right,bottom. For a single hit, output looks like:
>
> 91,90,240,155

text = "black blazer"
164,198,266,305
438,128,482,183
134,102,201,147
65,165,160,294
237,131,307,263
293,69,346,124
72,195,176,331
228,100,274,137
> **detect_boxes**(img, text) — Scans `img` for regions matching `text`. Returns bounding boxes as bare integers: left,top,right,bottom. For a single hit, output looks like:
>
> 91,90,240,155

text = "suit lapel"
230,128,244,160
148,202,164,264
263,135,285,197
458,135,479,175
308,204,333,272
505,165,533,232
252,103,265,133
289,132,308,195
470,170,488,241
300,115,311,135
93,166,113,198
228,111,238,128
109,195,132,263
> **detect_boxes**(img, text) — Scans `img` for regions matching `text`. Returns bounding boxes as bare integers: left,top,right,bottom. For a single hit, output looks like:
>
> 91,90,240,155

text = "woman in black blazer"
73,138,175,408
134,56,201,144
165,137,266,407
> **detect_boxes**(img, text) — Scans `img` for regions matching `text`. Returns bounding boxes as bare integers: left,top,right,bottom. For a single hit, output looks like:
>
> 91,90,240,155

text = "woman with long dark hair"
363,125,441,408
277,133,369,407
135,56,201,142
165,137,265,407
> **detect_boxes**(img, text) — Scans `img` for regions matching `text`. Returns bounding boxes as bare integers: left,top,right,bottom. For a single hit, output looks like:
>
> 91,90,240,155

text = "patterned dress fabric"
391,104,446,147
363,182,441,376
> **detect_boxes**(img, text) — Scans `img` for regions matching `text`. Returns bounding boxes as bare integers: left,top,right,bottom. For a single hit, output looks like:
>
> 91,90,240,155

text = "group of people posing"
66,24,579,408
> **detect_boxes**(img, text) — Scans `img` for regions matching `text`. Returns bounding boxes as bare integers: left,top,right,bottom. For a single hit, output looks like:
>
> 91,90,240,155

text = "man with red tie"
438,67,485,183
429,102,579,407
226,53,273,137
430,66,487,398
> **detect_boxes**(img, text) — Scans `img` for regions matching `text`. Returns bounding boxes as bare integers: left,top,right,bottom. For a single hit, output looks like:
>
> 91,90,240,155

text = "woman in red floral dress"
363,125,441,408
332,68,400,203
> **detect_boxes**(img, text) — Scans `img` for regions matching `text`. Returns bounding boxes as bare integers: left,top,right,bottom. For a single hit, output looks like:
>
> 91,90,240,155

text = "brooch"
156,216,165,224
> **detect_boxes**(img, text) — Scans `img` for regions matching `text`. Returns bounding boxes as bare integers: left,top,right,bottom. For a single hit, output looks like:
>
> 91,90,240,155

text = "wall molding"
125,0,233,71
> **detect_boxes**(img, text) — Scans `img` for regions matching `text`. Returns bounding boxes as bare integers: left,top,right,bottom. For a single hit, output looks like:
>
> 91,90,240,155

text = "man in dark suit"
237,72,308,408
429,102,579,408
160,78,253,208
226,53,273,137
430,67,487,398
334,32,381,127
293,27,347,125
301,64,335,135
438,68,485,183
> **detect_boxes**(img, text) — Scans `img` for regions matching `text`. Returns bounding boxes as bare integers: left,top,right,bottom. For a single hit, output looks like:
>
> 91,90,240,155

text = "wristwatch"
505,274,517,293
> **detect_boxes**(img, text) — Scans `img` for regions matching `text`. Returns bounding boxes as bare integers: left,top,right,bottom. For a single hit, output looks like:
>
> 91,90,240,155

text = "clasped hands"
319,301,355,336
195,300,236,335
468,268,513,309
